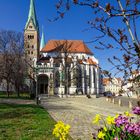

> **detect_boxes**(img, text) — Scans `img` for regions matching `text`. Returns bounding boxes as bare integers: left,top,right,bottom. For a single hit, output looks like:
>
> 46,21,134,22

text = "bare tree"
0,30,27,97
53,0,140,94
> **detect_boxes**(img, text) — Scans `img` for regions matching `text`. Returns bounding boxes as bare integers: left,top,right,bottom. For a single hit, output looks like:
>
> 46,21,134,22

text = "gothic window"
73,68,77,86
89,67,91,88
31,35,34,39
55,71,60,87
68,71,71,87
93,68,97,88
72,67,82,88
29,26,32,29
31,51,33,54
60,71,65,86
32,45,34,49
77,68,82,88
28,45,30,48
28,51,30,54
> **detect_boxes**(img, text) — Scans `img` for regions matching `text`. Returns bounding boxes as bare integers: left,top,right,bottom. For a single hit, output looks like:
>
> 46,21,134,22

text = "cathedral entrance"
37,75,49,95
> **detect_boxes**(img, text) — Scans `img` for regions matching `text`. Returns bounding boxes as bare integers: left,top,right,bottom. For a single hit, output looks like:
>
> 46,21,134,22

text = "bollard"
106,98,109,101
118,99,122,106
112,98,115,104
129,101,132,109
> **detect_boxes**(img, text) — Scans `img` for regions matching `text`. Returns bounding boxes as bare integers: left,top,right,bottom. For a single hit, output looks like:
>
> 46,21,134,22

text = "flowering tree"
53,0,140,94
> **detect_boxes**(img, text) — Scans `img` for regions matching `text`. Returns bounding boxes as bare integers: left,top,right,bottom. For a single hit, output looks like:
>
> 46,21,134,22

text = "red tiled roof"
132,70,140,75
116,78,122,82
78,58,97,66
103,78,122,85
41,40,93,55
87,58,97,65
103,78,110,85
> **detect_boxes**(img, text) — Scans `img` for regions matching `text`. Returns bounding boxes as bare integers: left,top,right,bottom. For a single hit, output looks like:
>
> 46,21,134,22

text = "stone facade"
24,24,40,61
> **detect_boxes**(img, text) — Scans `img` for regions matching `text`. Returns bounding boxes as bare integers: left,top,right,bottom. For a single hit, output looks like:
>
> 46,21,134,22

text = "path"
0,98,35,105
41,96,131,140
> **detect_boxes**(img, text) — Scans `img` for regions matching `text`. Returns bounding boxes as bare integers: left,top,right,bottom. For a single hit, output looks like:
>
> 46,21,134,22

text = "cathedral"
24,0,102,97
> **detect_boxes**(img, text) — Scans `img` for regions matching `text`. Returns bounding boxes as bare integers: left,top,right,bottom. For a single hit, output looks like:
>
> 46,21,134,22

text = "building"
122,70,140,98
103,78,122,95
24,0,101,97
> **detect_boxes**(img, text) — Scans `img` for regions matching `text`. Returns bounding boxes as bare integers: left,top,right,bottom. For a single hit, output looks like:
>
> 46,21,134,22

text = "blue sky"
0,0,124,76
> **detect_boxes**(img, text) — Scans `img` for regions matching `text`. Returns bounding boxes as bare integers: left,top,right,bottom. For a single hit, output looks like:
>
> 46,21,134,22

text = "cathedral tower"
24,0,40,61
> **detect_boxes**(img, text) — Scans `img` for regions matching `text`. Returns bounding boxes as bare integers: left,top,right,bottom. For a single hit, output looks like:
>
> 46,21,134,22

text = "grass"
0,92,31,100
0,103,59,140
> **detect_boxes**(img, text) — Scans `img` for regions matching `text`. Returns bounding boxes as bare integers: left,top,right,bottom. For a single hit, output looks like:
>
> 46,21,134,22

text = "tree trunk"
17,86,20,97
7,81,10,97
64,67,69,96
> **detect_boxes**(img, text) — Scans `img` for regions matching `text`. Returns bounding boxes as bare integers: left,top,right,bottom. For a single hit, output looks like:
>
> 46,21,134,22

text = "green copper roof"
40,28,46,50
25,0,39,30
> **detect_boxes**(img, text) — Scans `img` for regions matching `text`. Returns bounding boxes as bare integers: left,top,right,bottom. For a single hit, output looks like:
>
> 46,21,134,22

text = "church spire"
25,0,39,30
40,27,46,51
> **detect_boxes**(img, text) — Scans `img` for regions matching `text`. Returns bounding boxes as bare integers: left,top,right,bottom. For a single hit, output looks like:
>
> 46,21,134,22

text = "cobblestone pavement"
114,96,139,107
41,96,131,140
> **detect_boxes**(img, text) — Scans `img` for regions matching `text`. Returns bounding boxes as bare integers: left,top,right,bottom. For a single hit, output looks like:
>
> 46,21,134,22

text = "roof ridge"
49,39,83,42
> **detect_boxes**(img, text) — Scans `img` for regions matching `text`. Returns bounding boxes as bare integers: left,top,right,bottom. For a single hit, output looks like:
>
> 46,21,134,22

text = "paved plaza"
41,96,132,140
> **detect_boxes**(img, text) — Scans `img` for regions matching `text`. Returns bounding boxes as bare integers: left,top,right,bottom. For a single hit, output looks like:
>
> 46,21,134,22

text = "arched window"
73,68,77,86
68,71,71,87
77,67,82,88
28,35,34,39
29,26,32,29
89,67,91,88
73,67,82,88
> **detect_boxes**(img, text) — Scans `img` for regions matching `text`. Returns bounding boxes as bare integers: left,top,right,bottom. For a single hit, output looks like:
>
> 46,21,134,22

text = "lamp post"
96,68,100,98
35,65,38,104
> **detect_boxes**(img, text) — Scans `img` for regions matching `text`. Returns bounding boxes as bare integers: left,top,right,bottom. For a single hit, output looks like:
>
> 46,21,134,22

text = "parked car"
103,91,113,97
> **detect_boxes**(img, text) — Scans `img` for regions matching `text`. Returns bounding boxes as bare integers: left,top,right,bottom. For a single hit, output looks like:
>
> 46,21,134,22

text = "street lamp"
35,65,39,104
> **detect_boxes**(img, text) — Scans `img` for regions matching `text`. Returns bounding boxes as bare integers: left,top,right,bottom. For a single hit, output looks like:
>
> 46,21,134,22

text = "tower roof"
40,28,46,51
25,0,39,30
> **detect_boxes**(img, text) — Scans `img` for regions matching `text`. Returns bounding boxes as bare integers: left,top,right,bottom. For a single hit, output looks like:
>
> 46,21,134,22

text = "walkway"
0,98,35,105
41,96,131,140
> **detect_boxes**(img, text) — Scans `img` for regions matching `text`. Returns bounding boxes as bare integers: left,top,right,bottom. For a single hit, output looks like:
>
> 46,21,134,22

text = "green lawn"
0,103,58,140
